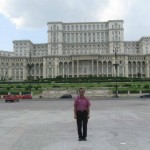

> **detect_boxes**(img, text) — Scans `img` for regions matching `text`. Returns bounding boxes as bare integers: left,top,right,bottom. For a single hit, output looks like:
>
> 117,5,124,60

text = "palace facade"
0,20,150,81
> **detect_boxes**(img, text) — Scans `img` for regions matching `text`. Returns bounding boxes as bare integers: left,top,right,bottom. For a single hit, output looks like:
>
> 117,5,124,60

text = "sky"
0,0,150,51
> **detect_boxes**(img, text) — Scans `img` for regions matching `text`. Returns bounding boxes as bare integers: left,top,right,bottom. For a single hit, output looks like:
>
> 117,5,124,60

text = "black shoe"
78,138,82,141
82,137,87,141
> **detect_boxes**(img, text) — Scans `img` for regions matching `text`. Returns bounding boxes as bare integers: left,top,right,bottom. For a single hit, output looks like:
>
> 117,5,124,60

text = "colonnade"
0,56,150,81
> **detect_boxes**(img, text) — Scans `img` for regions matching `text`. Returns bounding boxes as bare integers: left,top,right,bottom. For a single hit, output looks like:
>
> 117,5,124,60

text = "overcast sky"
0,0,150,51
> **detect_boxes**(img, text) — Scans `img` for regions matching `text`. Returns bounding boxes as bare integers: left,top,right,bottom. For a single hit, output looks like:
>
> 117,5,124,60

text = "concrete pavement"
0,98,150,150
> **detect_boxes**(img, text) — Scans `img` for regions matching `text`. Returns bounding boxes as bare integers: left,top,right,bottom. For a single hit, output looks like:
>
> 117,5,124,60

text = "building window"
76,25,78,30
93,25,95,30
80,25,82,30
72,25,74,30
97,24,99,30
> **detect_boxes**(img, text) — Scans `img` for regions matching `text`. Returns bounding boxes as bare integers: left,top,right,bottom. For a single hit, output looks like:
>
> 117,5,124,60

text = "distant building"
0,50,14,57
0,20,150,81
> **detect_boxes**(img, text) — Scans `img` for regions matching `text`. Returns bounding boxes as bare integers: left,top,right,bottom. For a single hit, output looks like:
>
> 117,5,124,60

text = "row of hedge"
0,91,30,95
1,90,150,95
0,84,148,88
1,77,150,84
0,86,42,91
113,89,150,94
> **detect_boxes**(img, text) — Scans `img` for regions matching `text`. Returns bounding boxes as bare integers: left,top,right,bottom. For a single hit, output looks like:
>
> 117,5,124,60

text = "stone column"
92,59,93,76
55,65,58,78
43,58,46,79
38,64,40,78
32,64,34,79
136,62,137,77
63,63,64,78
131,63,133,78
8,65,11,79
111,63,113,77
97,60,98,77
112,56,115,77
54,58,59,77
106,62,108,77
23,59,27,80
117,64,119,76
124,56,128,77
15,67,16,80
19,66,20,81
77,59,79,77
102,62,104,77
68,62,69,77
122,65,124,77
34,64,36,79
72,60,74,77
140,63,142,78
57,62,60,77
122,64,124,77
52,66,54,78
147,64,150,78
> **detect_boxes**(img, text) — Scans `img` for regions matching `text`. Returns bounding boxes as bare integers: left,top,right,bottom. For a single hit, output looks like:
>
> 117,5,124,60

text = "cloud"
0,0,149,42
123,0,150,40
0,0,132,29
0,0,26,28
97,0,135,21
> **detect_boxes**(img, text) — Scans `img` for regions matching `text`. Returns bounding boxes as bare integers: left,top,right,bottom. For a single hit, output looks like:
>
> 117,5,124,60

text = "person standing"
74,88,91,141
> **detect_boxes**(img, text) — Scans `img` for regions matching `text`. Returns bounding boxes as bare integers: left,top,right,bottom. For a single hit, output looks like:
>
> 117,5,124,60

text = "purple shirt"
74,96,91,111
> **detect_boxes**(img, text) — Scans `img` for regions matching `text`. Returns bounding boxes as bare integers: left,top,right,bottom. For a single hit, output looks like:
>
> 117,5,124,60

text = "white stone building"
0,20,150,81
0,50,14,57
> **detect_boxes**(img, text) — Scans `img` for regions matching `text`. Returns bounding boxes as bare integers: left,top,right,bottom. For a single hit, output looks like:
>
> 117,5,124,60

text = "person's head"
79,88,85,97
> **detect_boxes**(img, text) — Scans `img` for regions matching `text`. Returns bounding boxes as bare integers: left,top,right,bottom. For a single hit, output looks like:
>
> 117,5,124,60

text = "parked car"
140,94,150,98
59,94,72,99
21,94,32,99
15,95,21,99
5,95,19,102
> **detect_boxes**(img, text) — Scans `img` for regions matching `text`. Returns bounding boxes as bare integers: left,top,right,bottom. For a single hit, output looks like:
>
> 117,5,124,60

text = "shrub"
6,87,11,90
10,92,19,95
25,85,33,90
118,90,128,94
22,91,30,94
137,84,141,87
143,84,149,89
104,84,114,87
130,89,139,93
141,89,150,93
34,86,41,90
52,85,61,88
122,83,132,87
0,91,8,95
16,85,22,88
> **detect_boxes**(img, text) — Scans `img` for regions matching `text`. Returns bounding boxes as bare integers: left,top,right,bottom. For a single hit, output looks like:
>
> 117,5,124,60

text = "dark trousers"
76,110,88,139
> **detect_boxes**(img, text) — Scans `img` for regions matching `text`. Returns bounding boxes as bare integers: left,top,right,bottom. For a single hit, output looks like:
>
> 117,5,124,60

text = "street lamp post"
113,43,119,98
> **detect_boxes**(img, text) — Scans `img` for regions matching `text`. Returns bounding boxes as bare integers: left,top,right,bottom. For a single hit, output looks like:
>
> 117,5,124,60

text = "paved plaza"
0,98,150,150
